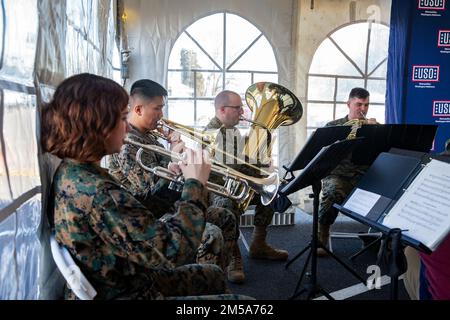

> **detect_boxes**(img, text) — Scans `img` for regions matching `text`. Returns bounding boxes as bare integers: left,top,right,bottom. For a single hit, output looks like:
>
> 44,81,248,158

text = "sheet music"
343,188,381,217
383,159,450,250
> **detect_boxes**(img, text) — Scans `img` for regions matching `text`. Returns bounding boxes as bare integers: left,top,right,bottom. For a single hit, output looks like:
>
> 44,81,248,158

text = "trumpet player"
205,90,289,285
108,79,238,271
42,73,246,300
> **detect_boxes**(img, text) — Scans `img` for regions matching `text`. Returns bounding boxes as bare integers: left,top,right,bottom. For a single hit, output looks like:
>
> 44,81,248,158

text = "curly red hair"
41,73,128,162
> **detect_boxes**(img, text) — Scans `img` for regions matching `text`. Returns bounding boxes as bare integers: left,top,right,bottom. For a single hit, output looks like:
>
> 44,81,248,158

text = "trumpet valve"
168,175,184,192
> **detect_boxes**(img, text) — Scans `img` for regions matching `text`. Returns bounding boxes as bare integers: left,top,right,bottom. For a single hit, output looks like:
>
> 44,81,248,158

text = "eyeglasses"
223,105,243,110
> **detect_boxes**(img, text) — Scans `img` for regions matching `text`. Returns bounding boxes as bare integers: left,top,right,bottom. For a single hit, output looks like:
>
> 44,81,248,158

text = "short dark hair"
41,73,128,162
130,79,167,100
348,87,370,100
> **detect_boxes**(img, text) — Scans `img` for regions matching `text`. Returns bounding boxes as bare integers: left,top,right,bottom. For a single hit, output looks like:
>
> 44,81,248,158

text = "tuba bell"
242,82,303,166
235,82,303,210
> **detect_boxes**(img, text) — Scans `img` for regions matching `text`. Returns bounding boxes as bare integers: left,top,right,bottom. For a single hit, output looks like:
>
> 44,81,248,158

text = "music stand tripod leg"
315,287,334,300
390,275,399,300
309,182,333,299
285,243,311,269
319,245,366,284
289,249,312,299
290,181,334,300
349,236,383,261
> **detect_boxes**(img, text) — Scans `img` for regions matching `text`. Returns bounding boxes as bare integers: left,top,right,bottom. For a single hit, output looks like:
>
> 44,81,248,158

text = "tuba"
243,82,303,165
236,82,303,210
152,82,302,211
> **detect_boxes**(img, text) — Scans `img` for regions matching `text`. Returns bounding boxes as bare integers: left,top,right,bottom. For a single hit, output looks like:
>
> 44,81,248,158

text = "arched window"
167,12,278,128
306,21,389,136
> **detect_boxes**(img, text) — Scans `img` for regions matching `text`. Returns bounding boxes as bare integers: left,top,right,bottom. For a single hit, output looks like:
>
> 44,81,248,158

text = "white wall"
123,0,297,88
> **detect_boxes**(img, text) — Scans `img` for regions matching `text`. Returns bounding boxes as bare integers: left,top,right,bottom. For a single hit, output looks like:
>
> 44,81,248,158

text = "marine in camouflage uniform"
205,116,275,228
318,116,369,226
108,123,177,216
108,124,236,269
53,159,242,300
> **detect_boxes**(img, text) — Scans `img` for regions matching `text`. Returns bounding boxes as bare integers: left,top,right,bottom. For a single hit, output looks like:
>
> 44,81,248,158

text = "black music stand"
279,138,366,300
273,124,438,259
350,124,437,166
333,150,450,299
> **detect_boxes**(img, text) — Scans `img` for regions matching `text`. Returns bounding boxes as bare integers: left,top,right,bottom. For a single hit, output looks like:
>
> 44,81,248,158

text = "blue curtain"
385,0,414,124
386,0,450,153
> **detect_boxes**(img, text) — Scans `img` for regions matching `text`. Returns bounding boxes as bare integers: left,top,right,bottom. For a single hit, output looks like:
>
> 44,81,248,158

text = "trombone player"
108,79,238,271
205,90,289,284
109,79,180,215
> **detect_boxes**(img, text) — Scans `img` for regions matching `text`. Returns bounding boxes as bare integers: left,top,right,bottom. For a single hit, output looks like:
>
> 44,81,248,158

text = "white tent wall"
0,0,42,300
0,0,116,300
123,0,297,87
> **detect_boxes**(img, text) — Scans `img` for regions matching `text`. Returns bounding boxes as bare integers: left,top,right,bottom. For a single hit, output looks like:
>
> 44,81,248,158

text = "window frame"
306,20,389,134
166,11,279,129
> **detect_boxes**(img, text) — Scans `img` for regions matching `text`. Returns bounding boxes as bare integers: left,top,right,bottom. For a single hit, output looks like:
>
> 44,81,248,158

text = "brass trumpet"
124,138,280,205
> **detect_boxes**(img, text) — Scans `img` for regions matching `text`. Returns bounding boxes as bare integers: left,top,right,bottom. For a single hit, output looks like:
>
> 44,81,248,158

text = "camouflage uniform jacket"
108,123,170,199
107,123,233,266
325,116,368,178
205,117,274,226
204,117,261,178
53,159,208,300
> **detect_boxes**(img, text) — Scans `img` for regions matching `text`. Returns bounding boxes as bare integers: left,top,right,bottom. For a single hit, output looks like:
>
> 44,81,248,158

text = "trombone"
156,118,276,178
124,138,280,206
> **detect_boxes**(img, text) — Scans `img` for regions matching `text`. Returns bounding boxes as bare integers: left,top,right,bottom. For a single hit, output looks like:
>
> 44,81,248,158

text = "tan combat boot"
317,223,330,257
249,226,288,261
227,243,245,284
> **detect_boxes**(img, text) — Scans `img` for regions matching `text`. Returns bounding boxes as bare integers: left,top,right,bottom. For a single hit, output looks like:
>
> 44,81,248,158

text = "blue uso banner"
386,0,450,152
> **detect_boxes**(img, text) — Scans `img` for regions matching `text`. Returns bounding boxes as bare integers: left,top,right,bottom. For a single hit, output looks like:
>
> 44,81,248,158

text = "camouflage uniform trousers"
209,193,274,234
198,206,237,270
160,205,237,271
318,173,363,226
155,264,252,299
66,264,252,300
